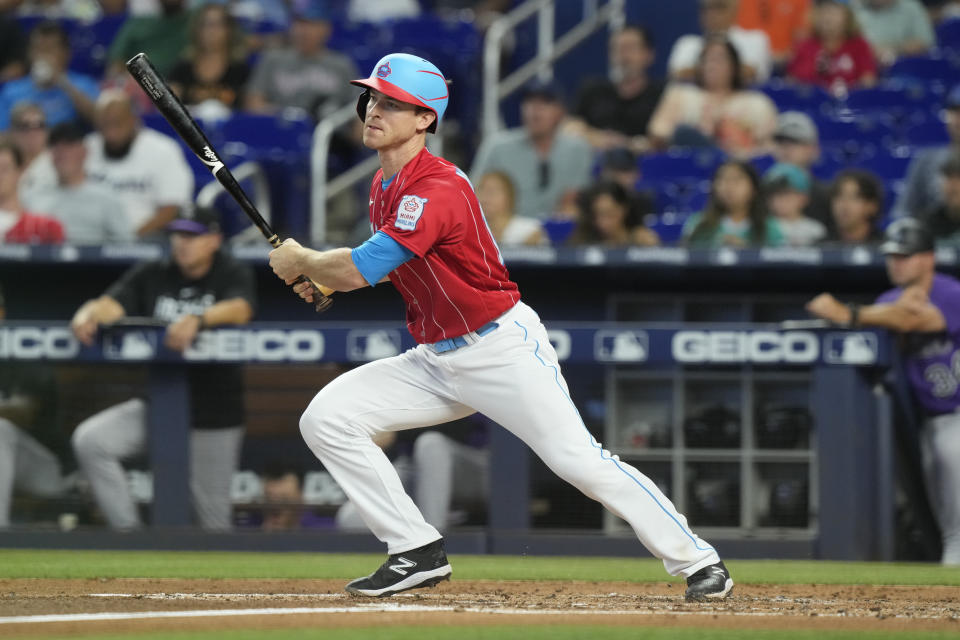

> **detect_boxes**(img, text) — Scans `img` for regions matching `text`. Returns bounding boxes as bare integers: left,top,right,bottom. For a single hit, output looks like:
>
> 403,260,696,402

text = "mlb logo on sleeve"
395,195,428,231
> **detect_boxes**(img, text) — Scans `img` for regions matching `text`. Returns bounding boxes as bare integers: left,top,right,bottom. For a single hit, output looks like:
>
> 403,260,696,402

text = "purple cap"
167,206,222,235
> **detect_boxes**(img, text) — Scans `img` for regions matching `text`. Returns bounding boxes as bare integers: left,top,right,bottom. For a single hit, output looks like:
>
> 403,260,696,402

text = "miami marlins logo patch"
377,61,392,79
395,195,428,231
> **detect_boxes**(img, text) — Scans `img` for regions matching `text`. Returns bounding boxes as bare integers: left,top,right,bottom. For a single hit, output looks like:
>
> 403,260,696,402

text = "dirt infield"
2,578,959,637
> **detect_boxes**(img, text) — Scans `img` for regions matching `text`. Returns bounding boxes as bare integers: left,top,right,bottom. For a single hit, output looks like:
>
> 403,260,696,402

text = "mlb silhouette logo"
595,330,649,362
824,332,878,365
103,330,157,360
347,330,402,361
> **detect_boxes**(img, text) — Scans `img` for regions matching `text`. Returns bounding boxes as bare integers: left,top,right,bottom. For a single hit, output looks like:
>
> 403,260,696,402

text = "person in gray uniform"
807,218,960,564
69,207,255,530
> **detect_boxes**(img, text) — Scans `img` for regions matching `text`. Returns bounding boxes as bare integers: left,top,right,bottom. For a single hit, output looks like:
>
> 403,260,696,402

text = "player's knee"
413,431,450,464
71,421,105,461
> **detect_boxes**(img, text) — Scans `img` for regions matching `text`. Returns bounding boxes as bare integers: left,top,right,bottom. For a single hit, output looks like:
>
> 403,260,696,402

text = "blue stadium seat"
886,55,960,87
851,150,911,182
903,119,950,147
68,15,127,77
640,149,725,182
815,117,897,149
648,211,691,245
936,18,960,51
219,113,314,162
758,80,833,117
541,219,575,246
839,84,931,132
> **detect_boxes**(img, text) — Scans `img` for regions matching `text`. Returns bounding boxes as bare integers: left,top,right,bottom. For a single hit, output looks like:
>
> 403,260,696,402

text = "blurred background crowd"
0,0,959,252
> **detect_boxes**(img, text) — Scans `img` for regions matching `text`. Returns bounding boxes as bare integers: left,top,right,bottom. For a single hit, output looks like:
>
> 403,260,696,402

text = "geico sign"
185,329,324,361
672,331,819,363
0,326,79,359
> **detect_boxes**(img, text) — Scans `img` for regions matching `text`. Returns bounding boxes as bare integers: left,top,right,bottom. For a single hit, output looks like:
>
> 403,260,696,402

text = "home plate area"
1,579,959,635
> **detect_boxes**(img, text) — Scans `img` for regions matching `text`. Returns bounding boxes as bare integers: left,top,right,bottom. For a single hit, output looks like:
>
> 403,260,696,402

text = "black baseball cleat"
345,538,452,597
684,561,734,601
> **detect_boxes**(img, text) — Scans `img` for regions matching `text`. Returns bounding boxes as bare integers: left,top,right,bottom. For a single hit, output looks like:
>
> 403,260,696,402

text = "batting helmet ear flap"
356,89,371,124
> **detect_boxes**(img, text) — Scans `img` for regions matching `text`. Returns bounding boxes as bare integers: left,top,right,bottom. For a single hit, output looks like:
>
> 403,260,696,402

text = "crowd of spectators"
0,0,958,253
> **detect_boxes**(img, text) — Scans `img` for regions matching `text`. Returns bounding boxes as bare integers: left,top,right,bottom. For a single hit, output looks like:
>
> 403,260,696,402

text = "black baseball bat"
125,52,333,313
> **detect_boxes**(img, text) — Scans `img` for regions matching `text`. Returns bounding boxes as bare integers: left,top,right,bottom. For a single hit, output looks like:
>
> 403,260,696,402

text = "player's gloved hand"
269,238,305,284
165,314,202,353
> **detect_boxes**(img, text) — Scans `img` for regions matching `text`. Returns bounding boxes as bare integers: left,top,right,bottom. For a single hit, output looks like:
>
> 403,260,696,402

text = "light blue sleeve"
350,230,415,287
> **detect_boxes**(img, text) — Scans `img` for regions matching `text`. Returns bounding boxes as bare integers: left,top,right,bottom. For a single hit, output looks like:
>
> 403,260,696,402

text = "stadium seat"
640,149,725,182
886,56,959,88
220,113,314,162
541,219,576,246
936,18,960,52
758,80,833,117
815,117,897,150
903,119,950,147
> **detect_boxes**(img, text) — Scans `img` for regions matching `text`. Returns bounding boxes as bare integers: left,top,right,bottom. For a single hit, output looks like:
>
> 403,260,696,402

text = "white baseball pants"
0,418,64,528
300,302,720,578
71,398,244,530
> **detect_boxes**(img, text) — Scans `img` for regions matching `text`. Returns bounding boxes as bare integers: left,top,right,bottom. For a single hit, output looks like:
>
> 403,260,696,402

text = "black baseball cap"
47,121,87,145
880,218,934,256
520,78,564,103
167,206,222,235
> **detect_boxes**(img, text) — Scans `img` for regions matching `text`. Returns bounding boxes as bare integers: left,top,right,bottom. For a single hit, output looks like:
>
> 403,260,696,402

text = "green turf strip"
2,550,960,586
21,627,960,640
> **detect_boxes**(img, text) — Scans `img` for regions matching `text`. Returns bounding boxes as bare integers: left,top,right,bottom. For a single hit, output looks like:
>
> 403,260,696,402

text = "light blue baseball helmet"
351,53,448,134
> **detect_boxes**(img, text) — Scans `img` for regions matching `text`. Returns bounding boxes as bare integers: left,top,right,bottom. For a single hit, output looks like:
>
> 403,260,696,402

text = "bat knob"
314,294,334,314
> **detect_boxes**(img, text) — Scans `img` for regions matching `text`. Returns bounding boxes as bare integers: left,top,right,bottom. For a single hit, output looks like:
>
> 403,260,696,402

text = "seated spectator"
168,4,250,117
853,0,935,65
917,152,960,242
70,206,255,531
476,171,546,247
649,37,779,158
736,0,813,66
260,466,305,531
0,21,99,130
15,0,103,21
106,0,191,77
683,160,785,247
0,13,26,82
763,162,828,245
8,102,56,205
565,25,665,154
569,180,659,247
0,140,63,244
668,0,773,84
787,0,877,94
84,90,194,240
471,79,593,220
23,122,132,244
893,84,960,219
244,1,358,119
771,111,833,228
825,168,884,244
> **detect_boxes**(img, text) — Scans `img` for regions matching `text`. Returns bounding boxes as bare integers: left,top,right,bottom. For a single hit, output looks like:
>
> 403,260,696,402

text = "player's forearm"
74,296,125,325
858,302,943,333
300,247,368,292
197,298,253,327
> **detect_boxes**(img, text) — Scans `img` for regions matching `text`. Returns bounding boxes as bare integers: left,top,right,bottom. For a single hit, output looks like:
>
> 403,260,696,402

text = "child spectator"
825,168,885,244
683,160,784,247
787,0,877,94
569,180,659,247
763,162,827,245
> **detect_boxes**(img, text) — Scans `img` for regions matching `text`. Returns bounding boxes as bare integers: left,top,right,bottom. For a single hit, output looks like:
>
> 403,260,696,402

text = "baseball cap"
351,53,448,134
520,78,564,103
763,163,811,194
879,218,934,256
774,111,819,144
290,0,331,21
946,84,960,110
47,121,86,145
167,206,222,235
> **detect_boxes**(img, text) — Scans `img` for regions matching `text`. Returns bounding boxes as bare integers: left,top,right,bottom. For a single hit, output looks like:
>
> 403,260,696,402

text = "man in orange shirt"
737,0,812,66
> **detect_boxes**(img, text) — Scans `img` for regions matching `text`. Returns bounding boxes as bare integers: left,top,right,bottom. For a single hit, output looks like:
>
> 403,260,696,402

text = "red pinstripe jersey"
370,147,520,344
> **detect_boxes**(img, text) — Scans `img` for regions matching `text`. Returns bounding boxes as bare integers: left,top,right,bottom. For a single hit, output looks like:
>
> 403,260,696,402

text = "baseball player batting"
807,218,960,565
268,53,734,599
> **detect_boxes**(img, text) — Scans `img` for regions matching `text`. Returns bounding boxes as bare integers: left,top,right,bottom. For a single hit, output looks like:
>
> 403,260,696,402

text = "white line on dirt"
0,604,952,625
